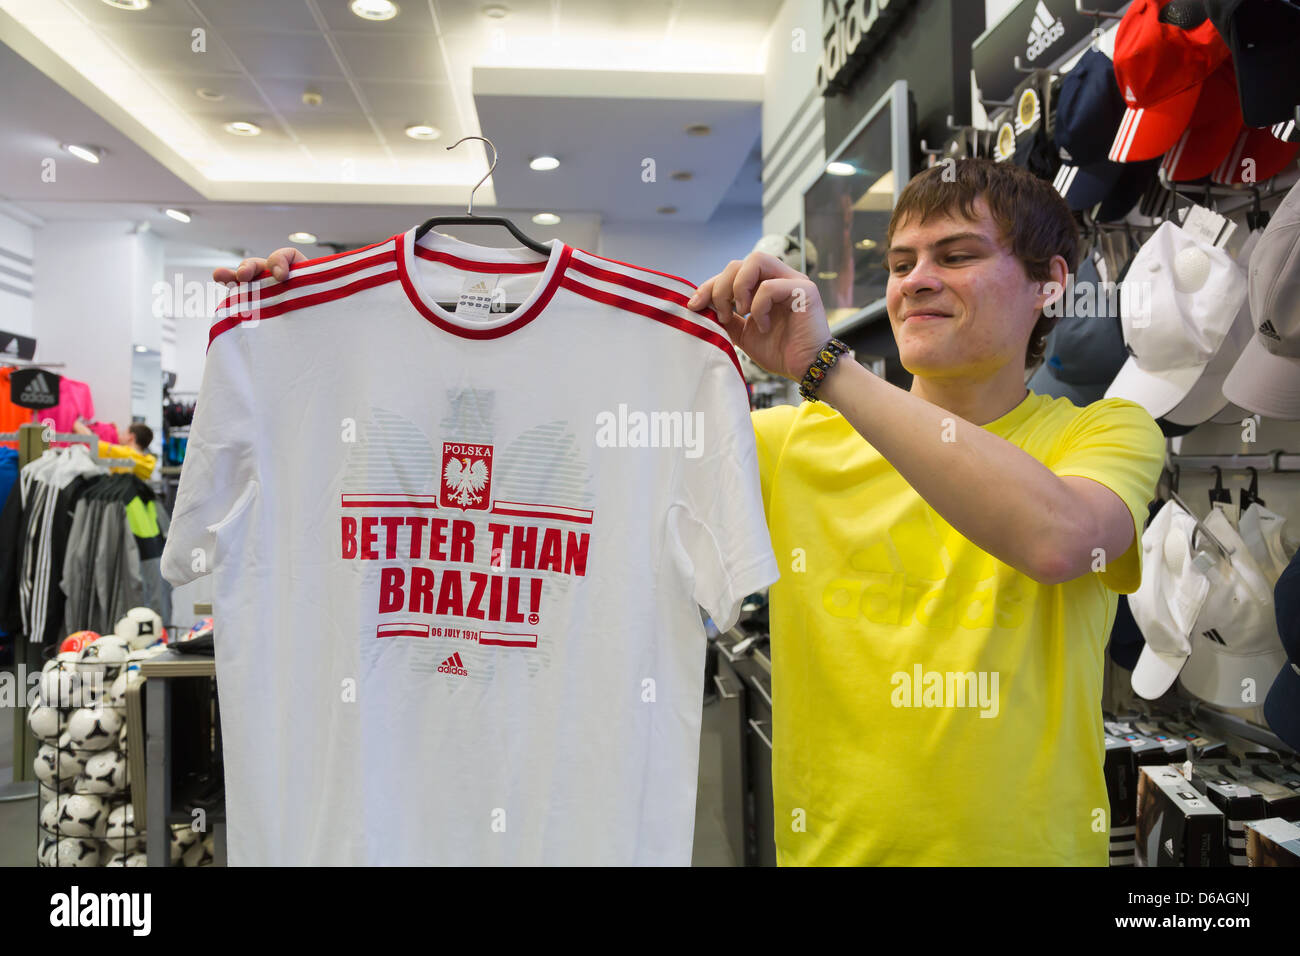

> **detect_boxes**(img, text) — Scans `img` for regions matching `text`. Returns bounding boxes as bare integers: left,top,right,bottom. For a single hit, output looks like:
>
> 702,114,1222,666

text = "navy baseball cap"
1056,49,1127,167
1206,0,1300,127
1109,594,1146,670
1264,548,1300,750
1028,252,1127,404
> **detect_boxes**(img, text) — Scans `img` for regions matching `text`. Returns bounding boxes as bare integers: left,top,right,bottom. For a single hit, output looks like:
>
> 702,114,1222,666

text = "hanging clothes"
0,367,37,448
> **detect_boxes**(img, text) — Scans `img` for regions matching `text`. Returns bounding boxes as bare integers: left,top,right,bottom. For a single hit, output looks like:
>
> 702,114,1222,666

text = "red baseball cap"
1211,127,1300,184
1160,61,1243,182
1109,0,1231,163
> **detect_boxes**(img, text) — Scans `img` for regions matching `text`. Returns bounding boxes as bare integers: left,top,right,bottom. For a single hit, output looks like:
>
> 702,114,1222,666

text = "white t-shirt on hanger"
161,228,779,865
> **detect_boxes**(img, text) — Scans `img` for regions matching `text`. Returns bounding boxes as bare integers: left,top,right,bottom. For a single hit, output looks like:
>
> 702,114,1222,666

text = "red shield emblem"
440,442,493,511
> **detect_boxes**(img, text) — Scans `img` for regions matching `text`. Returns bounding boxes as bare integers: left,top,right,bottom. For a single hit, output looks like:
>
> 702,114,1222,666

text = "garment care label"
455,274,504,318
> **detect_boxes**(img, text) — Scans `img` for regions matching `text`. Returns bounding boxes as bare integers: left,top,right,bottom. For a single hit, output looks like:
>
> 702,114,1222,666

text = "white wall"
0,208,35,340
760,0,826,238
597,205,763,287
32,220,162,434
984,0,1020,31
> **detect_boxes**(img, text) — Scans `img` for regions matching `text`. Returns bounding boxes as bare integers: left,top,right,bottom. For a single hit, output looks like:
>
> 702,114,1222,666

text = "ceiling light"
63,144,103,164
302,91,324,108
817,272,839,280
685,124,711,136
195,88,225,101
288,232,318,244
404,124,441,141
826,161,855,176
164,209,191,223
657,206,677,215
854,238,877,251
134,345,148,352
531,213,560,226
100,0,150,10
224,121,262,136
670,171,692,181
350,0,399,21
529,156,559,171
481,4,510,18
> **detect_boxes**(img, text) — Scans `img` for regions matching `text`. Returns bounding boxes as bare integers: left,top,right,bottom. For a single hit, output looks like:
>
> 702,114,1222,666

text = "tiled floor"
0,671,738,867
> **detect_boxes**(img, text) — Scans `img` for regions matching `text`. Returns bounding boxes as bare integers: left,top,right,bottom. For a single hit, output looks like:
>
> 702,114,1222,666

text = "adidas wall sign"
1024,0,1065,62
11,368,60,409
816,0,916,96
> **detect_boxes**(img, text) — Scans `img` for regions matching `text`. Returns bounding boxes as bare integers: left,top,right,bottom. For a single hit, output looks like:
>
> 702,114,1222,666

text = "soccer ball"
66,706,123,752
38,662,76,708
53,837,99,867
182,835,214,867
114,608,164,649
77,635,131,677
123,852,147,867
27,704,64,743
169,823,198,864
39,793,69,833
56,793,107,838
78,749,128,794
106,663,147,707
37,831,58,866
33,743,79,790
183,617,214,642
126,645,166,663
104,803,138,839
59,630,100,655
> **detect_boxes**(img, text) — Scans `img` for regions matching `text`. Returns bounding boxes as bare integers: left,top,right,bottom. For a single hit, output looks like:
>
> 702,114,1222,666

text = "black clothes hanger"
1239,467,1266,513
413,136,551,255
1208,466,1233,510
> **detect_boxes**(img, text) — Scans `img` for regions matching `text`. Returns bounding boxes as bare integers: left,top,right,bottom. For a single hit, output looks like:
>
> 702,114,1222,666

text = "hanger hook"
445,135,498,217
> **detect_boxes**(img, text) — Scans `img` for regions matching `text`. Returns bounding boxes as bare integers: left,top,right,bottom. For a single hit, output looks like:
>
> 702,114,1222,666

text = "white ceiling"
0,0,771,237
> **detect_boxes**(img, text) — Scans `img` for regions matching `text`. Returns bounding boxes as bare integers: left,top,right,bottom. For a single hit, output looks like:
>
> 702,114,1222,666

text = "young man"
215,159,1164,865
74,420,157,481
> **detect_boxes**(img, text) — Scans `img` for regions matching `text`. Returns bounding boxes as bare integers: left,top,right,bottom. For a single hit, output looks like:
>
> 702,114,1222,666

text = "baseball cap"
1239,501,1298,585
1210,125,1300,185
1273,116,1299,144
1163,227,1262,425
1159,61,1245,182
1205,0,1300,127
1223,178,1300,419
1263,550,1300,750
1028,252,1127,404
1110,0,1231,163
1130,500,1216,699
1105,220,1248,418
1178,508,1285,708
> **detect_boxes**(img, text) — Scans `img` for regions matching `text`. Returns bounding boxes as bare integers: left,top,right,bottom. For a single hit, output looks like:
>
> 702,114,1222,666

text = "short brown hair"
886,158,1080,370
128,422,154,451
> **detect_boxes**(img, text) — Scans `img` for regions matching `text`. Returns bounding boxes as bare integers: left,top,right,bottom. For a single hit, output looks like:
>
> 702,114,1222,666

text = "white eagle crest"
443,456,489,507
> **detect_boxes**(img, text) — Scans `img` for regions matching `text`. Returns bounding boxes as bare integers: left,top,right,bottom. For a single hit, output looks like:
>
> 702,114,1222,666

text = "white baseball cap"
1130,500,1216,700
1163,228,1262,426
1106,220,1248,419
1223,178,1300,420
1239,502,1298,586
1178,508,1286,709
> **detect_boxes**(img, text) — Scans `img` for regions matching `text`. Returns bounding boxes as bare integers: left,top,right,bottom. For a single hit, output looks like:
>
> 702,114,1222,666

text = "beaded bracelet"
798,338,850,402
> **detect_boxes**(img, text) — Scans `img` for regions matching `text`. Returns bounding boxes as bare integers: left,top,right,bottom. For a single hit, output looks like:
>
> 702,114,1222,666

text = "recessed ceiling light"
164,208,191,223
670,171,692,181
195,88,225,101
302,91,324,108
224,121,261,136
350,0,399,21
482,4,510,18
529,156,559,171
826,161,855,176
817,272,839,280
657,206,678,215
854,238,877,251
288,232,318,244
404,124,441,141
100,0,150,10
134,345,148,352
685,124,711,136
531,213,561,226
62,144,103,164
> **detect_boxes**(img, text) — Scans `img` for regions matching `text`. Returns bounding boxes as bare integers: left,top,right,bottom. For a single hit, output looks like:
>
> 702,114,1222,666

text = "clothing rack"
1166,451,1300,474
0,424,104,802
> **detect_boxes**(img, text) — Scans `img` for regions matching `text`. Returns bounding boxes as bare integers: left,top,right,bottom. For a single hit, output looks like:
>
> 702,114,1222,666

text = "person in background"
74,419,157,481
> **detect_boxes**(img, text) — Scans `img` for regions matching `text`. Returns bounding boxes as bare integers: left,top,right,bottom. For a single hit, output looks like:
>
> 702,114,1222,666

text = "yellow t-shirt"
97,440,157,481
752,389,1166,866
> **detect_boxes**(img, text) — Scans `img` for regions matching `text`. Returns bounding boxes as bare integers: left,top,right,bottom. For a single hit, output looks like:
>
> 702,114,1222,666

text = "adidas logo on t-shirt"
1025,0,1065,61
19,373,53,406
437,652,467,677
1259,319,1281,341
